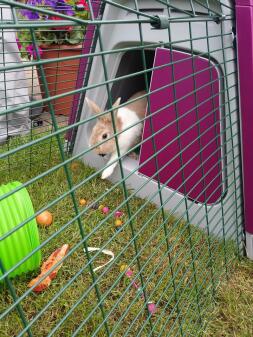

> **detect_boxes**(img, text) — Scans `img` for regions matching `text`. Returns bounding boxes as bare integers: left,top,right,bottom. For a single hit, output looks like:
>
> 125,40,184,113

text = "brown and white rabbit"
86,91,147,179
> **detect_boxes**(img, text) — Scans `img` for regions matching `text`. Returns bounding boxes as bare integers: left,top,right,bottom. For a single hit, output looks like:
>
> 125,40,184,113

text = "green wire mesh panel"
0,1,243,336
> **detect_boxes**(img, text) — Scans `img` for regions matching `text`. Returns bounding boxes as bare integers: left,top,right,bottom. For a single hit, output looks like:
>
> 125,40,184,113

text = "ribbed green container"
0,181,41,279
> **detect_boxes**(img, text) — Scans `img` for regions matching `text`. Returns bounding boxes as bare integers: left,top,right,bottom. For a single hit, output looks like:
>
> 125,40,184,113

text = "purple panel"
236,0,253,6
235,3,253,233
67,0,102,140
139,48,222,204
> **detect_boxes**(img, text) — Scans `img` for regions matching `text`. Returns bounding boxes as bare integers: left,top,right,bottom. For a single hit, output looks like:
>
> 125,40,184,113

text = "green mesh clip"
151,15,169,29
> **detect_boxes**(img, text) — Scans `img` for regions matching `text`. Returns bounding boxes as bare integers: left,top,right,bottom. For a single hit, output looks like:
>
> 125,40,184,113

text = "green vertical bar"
188,20,216,300
0,259,33,337
220,16,243,259
166,6,202,329
0,6,11,177
133,1,171,335
204,19,229,281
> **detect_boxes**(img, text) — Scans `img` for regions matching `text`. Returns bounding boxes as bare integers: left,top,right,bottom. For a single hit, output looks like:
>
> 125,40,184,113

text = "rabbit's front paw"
101,166,114,180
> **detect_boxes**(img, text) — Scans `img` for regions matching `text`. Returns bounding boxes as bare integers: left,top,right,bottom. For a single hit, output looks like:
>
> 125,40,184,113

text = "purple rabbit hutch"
72,0,243,246
139,48,223,205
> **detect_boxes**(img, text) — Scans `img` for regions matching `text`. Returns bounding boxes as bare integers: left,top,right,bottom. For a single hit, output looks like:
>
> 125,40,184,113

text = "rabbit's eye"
102,133,108,140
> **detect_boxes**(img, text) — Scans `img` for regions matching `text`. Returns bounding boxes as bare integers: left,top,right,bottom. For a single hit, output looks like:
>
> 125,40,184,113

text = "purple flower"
20,0,74,19
44,0,55,5
26,44,43,57
52,0,74,16
20,0,41,19
27,0,42,4
20,9,40,19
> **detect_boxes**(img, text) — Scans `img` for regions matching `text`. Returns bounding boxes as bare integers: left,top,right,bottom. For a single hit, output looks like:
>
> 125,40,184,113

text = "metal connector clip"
151,15,169,29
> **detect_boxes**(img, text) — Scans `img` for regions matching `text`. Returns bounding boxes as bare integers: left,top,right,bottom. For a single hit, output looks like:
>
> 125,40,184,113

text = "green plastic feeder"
0,181,41,279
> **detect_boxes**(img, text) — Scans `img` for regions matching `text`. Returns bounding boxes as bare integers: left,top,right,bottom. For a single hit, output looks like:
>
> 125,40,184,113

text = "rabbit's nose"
99,153,106,157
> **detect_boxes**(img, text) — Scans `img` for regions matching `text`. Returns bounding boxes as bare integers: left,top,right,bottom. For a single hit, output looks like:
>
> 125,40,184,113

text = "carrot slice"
28,244,69,293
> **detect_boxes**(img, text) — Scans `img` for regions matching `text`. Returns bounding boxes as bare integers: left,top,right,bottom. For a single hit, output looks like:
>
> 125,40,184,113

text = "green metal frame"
0,1,243,336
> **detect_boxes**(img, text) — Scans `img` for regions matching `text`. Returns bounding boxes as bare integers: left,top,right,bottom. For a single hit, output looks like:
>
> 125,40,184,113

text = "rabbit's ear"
85,97,101,115
101,97,121,123
112,97,121,112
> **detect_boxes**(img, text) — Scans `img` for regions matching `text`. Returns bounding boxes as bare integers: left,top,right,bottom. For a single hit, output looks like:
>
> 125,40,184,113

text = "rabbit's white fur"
101,101,143,179
87,91,147,179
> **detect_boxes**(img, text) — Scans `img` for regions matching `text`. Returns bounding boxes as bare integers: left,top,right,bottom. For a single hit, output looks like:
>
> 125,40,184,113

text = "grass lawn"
0,134,250,337
204,258,253,337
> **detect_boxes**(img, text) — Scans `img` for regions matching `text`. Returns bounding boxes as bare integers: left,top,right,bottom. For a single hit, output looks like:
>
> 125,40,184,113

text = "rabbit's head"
86,97,122,157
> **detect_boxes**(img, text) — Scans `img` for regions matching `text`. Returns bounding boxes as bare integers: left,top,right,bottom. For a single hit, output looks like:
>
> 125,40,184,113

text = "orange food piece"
115,219,123,227
79,198,87,206
28,244,69,292
28,275,51,292
36,211,53,227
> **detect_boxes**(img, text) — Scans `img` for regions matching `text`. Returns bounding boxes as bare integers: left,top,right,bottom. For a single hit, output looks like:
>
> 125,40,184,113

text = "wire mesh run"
0,1,243,337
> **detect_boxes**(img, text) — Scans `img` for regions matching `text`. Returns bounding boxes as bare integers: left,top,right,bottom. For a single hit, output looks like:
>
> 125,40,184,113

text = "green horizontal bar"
0,18,155,29
0,20,81,27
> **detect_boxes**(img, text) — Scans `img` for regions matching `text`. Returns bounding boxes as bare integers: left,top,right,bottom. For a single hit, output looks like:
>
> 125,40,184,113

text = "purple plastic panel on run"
139,48,223,204
235,0,253,234
67,0,102,140
236,0,253,5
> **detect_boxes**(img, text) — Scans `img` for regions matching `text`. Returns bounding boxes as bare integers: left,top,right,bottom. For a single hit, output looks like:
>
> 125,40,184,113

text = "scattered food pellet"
147,302,157,315
36,210,53,227
91,202,99,210
115,219,123,227
114,210,124,218
120,265,157,316
98,204,105,211
102,206,109,214
79,198,87,206
120,264,128,273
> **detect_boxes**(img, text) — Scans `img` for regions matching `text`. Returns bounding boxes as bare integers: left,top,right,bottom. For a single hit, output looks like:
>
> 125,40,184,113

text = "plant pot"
38,44,82,116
